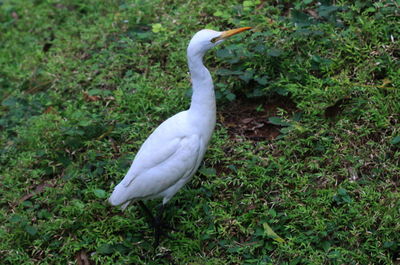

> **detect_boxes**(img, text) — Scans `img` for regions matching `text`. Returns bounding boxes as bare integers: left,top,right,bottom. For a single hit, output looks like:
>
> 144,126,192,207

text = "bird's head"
187,27,252,57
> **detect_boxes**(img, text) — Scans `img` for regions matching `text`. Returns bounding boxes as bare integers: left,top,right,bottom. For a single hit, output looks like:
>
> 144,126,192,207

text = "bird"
109,27,252,245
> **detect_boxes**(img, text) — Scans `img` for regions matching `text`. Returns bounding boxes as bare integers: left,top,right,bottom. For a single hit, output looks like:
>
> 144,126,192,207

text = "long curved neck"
187,51,216,116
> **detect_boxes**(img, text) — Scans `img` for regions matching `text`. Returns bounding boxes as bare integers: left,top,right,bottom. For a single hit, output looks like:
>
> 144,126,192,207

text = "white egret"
109,27,251,244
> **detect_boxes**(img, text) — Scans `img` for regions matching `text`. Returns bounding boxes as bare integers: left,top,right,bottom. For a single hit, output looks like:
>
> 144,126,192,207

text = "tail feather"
108,184,129,207
108,188,131,211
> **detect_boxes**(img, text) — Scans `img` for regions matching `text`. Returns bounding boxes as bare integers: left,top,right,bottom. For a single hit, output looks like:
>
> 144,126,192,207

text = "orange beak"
211,27,252,43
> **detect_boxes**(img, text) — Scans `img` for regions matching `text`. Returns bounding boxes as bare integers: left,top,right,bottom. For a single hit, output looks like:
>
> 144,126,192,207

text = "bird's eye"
210,37,219,43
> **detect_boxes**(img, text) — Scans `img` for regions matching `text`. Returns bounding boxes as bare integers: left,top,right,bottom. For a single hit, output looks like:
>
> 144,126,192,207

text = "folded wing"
109,134,201,206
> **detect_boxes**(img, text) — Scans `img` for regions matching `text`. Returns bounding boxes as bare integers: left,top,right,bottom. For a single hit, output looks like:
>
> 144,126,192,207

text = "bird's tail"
108,184,130,210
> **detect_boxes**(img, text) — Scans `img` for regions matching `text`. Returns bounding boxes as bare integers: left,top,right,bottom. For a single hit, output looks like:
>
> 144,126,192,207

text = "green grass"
1,0,399,264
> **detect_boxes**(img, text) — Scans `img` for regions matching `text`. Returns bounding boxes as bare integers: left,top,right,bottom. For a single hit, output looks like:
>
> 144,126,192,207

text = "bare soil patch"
219,95,297,141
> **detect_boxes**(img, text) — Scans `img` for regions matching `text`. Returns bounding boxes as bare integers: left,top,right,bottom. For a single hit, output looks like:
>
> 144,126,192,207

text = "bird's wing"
121,136,182,187
110,134,201,203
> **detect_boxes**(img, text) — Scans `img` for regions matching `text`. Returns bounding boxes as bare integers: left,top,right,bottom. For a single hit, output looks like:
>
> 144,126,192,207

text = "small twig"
18,179,56,205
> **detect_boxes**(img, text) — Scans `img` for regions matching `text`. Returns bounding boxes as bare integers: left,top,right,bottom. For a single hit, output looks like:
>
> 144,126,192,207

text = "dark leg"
138,201,156,223
154,204,177,246
137,201,171,247
155,204,178,231
156,204,165,221
154,204,164,247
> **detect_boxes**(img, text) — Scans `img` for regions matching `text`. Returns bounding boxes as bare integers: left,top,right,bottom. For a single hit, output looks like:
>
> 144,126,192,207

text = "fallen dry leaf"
83,92,101,102
241,118,254,124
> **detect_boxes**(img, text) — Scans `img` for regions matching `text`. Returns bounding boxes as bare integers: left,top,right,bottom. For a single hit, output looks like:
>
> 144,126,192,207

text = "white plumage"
109,27,251,210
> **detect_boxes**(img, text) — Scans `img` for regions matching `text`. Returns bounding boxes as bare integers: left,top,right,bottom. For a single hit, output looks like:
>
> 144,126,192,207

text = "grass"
1,0,399,264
